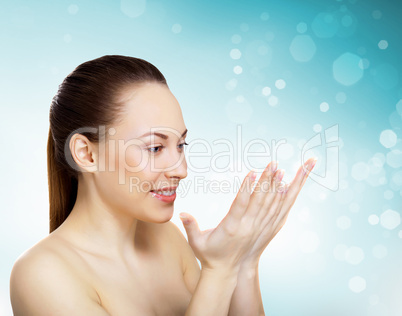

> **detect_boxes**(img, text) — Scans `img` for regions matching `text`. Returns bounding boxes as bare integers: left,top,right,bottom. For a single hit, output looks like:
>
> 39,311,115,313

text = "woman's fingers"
259,157,316,230
253,169,284,223
224,157,316,236
260,180,287,227
268,183,290,229
286,157,316,200
246,162,279,217
225,170,257,221
275,158,317,226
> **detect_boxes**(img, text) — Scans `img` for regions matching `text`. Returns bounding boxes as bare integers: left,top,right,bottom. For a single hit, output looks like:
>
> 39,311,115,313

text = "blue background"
1,0,401,315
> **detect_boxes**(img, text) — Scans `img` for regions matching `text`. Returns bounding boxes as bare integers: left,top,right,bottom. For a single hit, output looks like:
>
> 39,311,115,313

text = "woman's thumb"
179,212,200,242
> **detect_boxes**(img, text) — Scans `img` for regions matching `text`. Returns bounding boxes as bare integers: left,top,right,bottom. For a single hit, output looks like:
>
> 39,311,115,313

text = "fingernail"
275,169,284,182
271,161,278,172
250,170,257,181
309,158,317,171
303,158,316,174
179,213,190,224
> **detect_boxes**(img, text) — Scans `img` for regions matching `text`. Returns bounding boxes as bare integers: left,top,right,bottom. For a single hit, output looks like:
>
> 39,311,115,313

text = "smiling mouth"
150,190,176,196
150,186,178,196
149,190,177,203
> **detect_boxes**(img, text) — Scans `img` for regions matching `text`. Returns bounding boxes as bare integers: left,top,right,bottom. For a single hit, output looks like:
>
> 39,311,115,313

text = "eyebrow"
139,128,188,140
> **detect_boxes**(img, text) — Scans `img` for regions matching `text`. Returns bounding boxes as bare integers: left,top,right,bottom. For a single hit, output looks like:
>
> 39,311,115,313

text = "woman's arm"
177,229,264,316
184,266,238,316
228,260,264,316
180,242,264,316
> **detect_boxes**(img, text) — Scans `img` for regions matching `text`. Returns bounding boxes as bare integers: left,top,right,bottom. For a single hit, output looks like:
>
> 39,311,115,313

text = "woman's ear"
69,134,98,173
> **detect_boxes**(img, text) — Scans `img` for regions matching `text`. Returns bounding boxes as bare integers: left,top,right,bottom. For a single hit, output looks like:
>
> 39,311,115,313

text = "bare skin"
10,220,197,315
10,82,317,315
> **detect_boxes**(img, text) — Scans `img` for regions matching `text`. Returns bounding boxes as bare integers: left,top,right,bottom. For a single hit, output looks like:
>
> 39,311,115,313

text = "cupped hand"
239,157,317,266
179,157,317,272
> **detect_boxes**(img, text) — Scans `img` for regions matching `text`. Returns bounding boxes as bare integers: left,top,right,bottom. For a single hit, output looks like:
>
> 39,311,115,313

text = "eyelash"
147,142,189,154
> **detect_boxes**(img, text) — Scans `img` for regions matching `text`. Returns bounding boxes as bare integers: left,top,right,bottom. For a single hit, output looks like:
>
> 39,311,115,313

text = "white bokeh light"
172,23,182,33
260,12,269,21
289,35,316,62
262,86,271,96
379,129,397,148
233,65,243,74
349,276,366,293
372,10,382,19
275,79,286,89
378,40,388,50
268,95,278,106
345,246,364,265
121,0,146,18
380,209,401,230
230,48,242,60
368,214,379,225
358,58,370,70
68,4,79,15
231,34,242,44
225,78,237,91
296,22,308,33
312,12,338,38
333,52,363,86
336,92,347,103
320,102,329,112
313,124,322,133
336,216,351,230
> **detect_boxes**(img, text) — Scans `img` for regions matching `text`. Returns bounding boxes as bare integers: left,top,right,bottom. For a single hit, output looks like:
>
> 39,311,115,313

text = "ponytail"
47,128,78,233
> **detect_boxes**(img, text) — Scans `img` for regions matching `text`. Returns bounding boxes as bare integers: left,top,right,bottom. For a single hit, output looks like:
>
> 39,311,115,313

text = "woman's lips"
150,190,176,203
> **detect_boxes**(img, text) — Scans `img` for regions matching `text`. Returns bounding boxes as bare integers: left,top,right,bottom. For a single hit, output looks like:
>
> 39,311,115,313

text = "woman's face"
93,82,188,223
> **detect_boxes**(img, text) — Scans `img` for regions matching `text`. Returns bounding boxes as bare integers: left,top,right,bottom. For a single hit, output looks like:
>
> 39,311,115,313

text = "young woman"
10,55,317,315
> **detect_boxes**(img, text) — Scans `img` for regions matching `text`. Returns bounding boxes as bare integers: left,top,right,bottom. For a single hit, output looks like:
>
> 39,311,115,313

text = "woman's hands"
238,157,317,267
179,158,317,273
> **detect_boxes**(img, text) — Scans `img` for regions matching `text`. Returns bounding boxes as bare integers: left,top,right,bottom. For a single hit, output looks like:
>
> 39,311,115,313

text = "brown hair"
47,55,167,233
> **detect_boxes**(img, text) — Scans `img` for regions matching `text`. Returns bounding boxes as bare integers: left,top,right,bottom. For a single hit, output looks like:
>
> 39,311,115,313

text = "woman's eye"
178,142,189,149
148,146,164,153
147,142,188,154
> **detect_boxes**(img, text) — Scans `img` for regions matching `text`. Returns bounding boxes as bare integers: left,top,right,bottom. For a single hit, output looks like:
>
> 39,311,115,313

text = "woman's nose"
164,150,187,180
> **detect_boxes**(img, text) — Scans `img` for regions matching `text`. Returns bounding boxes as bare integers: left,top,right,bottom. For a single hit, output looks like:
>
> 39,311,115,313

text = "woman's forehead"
112,83,186,139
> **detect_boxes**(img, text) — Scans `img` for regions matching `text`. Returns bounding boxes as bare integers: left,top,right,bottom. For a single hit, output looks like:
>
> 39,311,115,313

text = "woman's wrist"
239,255,260,271
201,264,240,282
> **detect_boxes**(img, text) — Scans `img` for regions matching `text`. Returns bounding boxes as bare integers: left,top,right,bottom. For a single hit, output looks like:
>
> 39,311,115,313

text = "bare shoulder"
10,238,109,316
